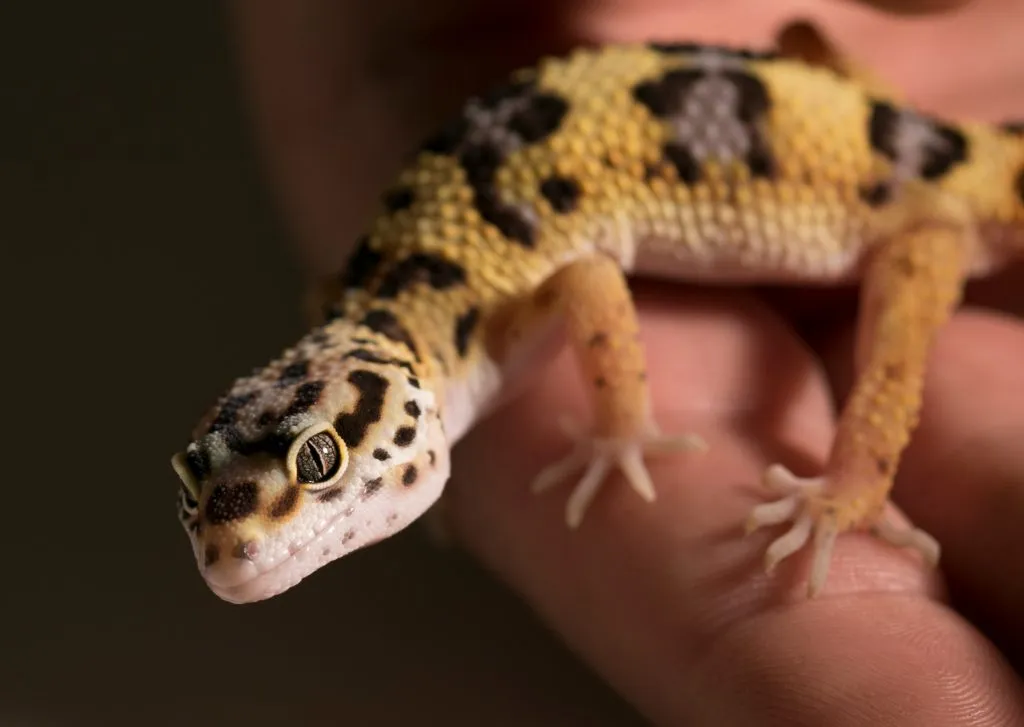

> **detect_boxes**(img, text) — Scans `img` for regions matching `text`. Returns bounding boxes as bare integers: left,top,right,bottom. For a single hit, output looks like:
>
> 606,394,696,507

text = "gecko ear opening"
287,422,349,492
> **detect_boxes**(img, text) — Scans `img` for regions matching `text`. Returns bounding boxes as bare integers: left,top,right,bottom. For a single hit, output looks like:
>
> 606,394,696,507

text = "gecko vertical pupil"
296,432,341,484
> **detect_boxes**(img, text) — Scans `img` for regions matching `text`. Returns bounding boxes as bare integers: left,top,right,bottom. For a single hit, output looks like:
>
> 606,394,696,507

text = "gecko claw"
747,463,940,596
532,424,706,528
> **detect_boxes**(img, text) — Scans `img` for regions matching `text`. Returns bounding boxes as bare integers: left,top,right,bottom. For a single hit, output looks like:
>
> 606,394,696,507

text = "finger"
446,285,1024,725
821,308,1024,666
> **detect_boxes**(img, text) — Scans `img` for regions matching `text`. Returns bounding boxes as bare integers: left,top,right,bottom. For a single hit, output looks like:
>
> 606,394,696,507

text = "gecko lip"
201,505,361,604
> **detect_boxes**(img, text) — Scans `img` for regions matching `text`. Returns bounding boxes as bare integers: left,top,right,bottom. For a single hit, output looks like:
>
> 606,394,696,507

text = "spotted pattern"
393,426,416,446
283,381,326,419
335,370,389,449
867,100,968,182
360,309,419,359
207,392,255,435
205,481,259,525
376,254,467,299
633,54,775,181
421,77,569,247
454,307,480,358
540,175,581,213
402,465,418,486
341,235,383,290
270,485,300,519
277,361,309,387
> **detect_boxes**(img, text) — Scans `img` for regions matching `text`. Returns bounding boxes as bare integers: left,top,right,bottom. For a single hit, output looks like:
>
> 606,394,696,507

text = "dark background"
2,4,643,725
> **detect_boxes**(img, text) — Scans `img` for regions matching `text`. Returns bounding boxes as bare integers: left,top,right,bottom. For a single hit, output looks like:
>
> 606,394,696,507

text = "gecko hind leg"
746,212,967,596
505,254,706,528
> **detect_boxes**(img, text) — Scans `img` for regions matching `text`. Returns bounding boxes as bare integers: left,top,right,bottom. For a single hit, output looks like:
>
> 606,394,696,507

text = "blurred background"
1,3,644,725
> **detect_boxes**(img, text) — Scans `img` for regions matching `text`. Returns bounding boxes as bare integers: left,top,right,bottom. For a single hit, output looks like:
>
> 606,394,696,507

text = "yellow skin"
172,26,1024,603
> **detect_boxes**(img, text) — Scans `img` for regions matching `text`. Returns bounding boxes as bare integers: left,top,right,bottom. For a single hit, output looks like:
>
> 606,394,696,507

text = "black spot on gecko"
342,235,383,289
647,41,778,61
373,448,390,461
920,126,968,180
204,545,220,567
459,143,537,248
476,189,536,246
1000,120,1024,135
317,486,347,503
876,458,892,475
540,175,581,213
257,411,276,428
270,485,300,519
588,332,608,348
725,71,771,123
185,446,212,481
421,116,470,155
746,142,775,178
277,361,309,387
428,450,436,465
376,253,467,298
663,143,702,184
408,377,421,389
362,477,384,498
284,381,326,418
207,392,256,434
454,307,480,358
460,142,502,185
382,186,415,213
506,94,569,143
478,78,534,109
344,348,417,377
205,481,259,525
360,308,419,360
393,427,416,447
335,370,389,449
402,465,418,486
868,101,901,160
859,181,892,207
404,400,421,418
633,69,701,118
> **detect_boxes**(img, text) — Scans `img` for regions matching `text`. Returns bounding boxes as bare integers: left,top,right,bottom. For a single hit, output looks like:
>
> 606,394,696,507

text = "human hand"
229,0,1024,723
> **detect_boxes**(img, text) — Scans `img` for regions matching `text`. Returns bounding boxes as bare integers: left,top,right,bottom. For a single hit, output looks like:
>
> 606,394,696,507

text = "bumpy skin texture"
172,39,1024,604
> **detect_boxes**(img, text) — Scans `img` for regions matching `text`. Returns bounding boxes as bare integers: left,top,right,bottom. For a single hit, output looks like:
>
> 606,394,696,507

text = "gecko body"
172,33,1024,603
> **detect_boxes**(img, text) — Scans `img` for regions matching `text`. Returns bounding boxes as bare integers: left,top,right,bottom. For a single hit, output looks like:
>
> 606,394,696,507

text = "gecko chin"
197,462,449,604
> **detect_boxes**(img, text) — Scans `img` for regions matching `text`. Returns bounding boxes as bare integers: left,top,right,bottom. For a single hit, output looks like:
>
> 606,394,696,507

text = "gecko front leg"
747,207,970,597
502,254,706,528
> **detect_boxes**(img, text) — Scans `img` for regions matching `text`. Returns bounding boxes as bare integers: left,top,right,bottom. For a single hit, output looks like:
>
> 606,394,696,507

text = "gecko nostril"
233,540,259,561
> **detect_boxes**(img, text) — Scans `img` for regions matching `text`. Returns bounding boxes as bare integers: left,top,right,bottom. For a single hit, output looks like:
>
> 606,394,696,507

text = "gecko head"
171,335,449,604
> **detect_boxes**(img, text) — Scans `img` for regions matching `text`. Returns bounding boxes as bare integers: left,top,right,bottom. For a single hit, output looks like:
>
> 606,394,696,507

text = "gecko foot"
746,463,940,596
532,416,707,528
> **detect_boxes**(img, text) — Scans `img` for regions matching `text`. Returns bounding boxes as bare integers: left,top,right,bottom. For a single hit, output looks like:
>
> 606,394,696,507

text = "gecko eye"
288,424,348,490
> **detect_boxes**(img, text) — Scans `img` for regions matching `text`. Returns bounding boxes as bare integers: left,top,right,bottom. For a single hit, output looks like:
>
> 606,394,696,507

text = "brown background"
1,4,644,725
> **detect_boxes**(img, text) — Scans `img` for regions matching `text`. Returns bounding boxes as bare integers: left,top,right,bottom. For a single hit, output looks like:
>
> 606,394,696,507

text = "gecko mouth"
200,504,364,604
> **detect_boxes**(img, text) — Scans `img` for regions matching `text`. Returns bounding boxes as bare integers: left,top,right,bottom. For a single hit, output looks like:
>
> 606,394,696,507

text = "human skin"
227,1,1024,724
